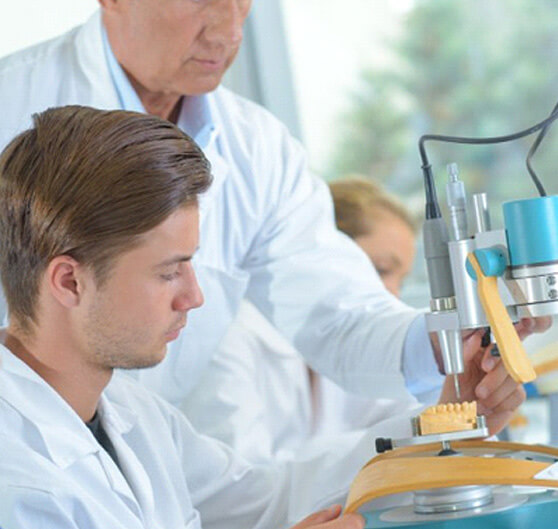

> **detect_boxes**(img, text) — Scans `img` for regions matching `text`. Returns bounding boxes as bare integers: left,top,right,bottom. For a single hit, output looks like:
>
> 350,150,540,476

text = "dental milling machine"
345,103,558,527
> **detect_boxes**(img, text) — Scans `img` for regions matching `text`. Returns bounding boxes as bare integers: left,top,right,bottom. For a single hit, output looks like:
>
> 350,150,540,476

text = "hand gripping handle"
467,252,536,383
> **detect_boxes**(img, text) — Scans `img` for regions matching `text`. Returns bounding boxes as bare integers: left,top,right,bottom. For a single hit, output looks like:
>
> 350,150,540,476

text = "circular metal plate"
379,491,528,524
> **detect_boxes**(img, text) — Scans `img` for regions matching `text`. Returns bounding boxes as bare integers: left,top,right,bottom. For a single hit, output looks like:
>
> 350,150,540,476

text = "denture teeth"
418,401,478,435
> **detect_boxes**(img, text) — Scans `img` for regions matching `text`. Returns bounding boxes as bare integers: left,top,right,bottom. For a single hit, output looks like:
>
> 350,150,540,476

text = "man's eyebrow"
156,247,200,267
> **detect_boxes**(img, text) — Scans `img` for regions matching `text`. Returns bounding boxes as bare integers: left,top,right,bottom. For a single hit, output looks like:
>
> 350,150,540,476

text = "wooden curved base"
345,441,558,514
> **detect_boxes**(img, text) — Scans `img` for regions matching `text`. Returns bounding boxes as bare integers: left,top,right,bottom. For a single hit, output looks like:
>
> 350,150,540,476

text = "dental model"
419,401,478,435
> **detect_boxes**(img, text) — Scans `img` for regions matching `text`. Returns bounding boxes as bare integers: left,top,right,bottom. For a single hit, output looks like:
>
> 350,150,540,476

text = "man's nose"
204,0,246,46
173,266,204,312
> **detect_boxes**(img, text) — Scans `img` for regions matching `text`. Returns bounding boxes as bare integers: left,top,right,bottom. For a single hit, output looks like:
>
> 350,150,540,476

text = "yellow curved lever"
467,252,536,383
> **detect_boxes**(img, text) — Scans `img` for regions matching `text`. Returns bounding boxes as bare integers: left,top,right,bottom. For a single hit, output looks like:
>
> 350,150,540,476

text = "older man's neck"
126,73,183,124
4,326,111,423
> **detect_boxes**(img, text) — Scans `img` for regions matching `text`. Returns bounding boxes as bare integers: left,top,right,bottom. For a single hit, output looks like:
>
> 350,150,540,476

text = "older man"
0,1,534,419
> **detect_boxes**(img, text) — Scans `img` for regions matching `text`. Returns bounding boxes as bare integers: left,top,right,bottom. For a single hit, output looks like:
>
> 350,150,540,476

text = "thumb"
291,505,342,528
325,513,366,529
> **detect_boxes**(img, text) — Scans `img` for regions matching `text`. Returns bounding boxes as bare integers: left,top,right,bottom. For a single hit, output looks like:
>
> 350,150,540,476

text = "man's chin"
118,346,168,370
183,77,223,97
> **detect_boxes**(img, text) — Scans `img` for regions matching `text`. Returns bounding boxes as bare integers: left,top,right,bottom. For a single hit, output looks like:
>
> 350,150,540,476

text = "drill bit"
453,374,462,402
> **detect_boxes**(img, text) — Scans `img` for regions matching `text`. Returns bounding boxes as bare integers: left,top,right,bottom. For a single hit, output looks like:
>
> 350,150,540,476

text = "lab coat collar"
0,344,137,469
74,11,120,110
177,94,219,150
98,383,137,437
101,24,145,114
194,100,229,222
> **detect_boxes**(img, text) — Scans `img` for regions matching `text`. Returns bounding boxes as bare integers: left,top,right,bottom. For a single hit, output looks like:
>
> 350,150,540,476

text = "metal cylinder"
448,239,488,329
424,217,455,299
438,329,464,376
414,485,494,514
472,193,491,233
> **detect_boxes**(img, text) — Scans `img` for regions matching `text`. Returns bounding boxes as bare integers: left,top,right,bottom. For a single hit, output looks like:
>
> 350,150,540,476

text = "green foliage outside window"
328,0,558,223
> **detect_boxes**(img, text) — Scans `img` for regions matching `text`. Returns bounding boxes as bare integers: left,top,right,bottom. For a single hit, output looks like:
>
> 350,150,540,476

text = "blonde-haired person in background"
330,178,416,299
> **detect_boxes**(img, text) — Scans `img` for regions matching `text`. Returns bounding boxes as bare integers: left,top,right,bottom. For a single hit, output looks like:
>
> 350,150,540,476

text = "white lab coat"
0,344,415,529
0,11,429,408
184,300,315,462
184,300,423,464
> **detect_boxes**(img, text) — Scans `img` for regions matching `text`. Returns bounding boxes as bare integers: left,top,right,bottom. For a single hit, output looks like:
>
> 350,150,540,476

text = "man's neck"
4,328,111,422
124,68,183,123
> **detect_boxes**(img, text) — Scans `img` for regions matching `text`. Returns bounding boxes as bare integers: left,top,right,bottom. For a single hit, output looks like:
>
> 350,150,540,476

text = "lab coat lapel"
73,11,121,110
98,396,157,526
93,448,146,522
0,347,149,524
177,92,230,223
199,131,230,223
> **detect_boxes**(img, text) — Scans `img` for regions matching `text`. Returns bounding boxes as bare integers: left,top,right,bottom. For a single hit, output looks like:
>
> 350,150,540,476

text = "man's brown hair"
0,105,212,331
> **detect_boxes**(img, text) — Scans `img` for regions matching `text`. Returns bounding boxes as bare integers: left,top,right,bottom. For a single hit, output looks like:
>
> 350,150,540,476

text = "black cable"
422,162,442,219
419,106,558,198
525,102,558,197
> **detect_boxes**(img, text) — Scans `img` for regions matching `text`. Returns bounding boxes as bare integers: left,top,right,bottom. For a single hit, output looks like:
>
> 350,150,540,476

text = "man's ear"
45,256,89,308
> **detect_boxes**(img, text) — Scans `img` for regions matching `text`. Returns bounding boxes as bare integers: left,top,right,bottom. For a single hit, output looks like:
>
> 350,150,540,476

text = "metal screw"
411,416,421,436
547,276,557,286
549,289,558,300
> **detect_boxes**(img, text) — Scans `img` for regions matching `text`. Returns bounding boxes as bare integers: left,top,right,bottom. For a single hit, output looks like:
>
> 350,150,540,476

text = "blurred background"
2,0,558,442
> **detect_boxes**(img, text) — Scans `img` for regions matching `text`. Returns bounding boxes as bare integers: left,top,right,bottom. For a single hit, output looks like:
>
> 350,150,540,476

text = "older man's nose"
204,0,246,47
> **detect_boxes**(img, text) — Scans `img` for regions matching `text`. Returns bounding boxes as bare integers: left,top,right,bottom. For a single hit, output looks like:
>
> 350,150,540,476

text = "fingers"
492,386,526,415
515,317,552,339
480,345,500,372
533,316,553,333
476,356,507,398
476,370,524,411
475,352,526,409
515,318,534,340
291,507,364,529
484,386,526,435
292,506,342,528
485,410,514,437
325,514,365,529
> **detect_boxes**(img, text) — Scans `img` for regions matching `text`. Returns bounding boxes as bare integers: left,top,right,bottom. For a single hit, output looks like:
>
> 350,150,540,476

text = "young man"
0,1,544,411
0,105,369,529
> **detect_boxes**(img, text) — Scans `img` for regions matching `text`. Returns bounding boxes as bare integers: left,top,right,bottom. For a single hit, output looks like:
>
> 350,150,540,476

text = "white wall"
0,1,97,58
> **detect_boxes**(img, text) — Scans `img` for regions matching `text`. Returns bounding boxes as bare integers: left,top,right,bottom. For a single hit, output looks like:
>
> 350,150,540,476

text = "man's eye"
161,271,181,281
